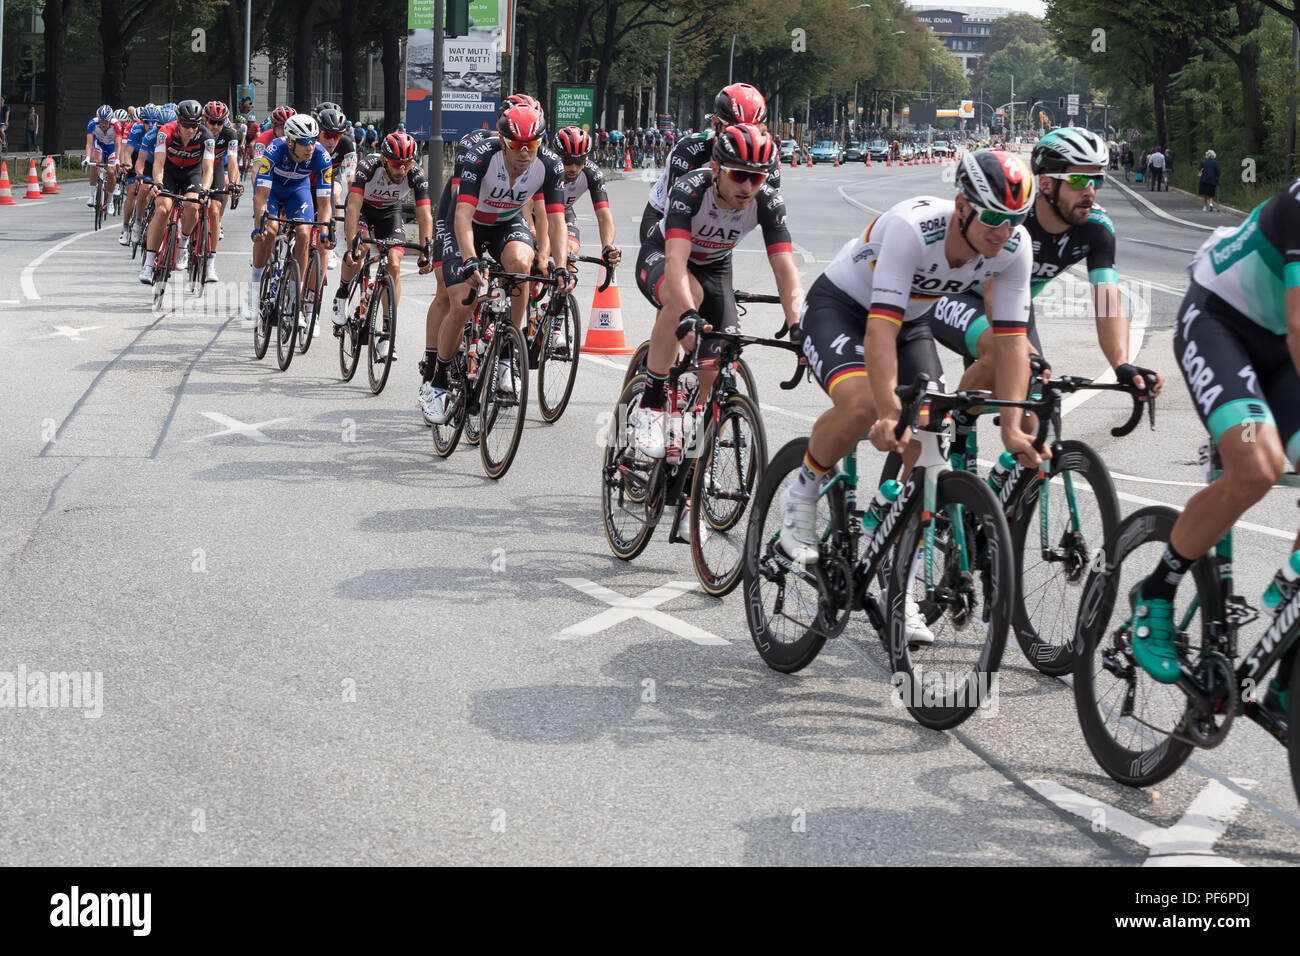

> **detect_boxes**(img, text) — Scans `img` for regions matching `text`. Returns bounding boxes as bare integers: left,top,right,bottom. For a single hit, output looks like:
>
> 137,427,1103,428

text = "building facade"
909,6,1019,76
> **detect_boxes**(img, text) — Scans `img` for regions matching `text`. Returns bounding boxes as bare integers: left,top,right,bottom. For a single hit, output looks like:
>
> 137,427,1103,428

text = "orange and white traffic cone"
865,151,872,168
42,156,61,193
885,154,891,167
23,159,42,198
624,149,633,172
581,266,634,355
0,162,15,205
806,151,813,168
833,152,840,168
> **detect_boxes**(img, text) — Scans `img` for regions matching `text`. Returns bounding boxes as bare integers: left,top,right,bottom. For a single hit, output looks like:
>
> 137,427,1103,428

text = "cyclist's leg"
634,240,704,401
490,220,537,329
692,256,741,401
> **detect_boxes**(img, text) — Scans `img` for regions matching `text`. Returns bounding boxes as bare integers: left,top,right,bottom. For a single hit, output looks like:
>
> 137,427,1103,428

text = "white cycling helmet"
283,114,320,144
112,109,130,123
1031,128,1108,173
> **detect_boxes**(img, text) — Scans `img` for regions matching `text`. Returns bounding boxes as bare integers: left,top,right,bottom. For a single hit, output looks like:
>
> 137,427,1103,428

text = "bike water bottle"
986,452,1017,495
1262,549,1300,612
862,479,902,536
477,322,494,357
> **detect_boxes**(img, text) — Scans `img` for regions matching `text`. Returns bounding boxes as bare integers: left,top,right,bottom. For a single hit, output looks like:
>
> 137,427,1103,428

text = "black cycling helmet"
317,107,349,134
176,99,203,124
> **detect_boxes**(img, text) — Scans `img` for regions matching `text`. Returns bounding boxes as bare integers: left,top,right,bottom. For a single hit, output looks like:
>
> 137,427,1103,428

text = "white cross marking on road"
555,578,728,645
190,412,291,443
34,325,102,341
1027,777,1253,866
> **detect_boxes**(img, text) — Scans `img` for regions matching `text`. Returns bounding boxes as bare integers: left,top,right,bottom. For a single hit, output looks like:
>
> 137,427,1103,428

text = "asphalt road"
1,159,1297,866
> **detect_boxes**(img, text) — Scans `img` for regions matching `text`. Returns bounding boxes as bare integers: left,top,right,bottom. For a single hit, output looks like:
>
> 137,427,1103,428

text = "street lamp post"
728,34,736,86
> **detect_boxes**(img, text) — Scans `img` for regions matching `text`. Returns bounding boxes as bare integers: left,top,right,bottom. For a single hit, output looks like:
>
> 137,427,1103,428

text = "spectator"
25,107,38,153
1138,149,1148,183
0,96,9,151
1162,147,1173,190
1198,149,1221,212
1121,144,1133,181
1147,147,1165,192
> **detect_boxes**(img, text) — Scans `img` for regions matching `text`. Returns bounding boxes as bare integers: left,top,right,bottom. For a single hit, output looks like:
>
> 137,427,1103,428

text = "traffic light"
1059,96,1065,109
447,0,470,37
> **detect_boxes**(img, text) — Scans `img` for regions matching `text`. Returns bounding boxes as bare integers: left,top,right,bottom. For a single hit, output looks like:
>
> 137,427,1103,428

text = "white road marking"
21,228,99,300
190,412,291,443
1027,777,1251,865
32,325,102,341
555,577,727,645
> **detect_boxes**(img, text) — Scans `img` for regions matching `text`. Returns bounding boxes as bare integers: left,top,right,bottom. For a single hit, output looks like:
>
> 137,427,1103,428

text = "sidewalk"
1104,171,1245,231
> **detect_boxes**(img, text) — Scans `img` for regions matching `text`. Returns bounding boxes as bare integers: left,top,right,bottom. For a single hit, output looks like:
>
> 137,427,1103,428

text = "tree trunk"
294,0,321,108
533,14,548,106
43,0,73,154
567,0,591,82
225,0,243,108
99,0,155,104
515,11,529,99
340,0,361,119
594,0,617,128
382,0,403,129
692,74,703,130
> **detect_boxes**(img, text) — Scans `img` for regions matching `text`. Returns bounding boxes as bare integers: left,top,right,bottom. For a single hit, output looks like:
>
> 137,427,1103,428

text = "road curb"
1103,173,1214,231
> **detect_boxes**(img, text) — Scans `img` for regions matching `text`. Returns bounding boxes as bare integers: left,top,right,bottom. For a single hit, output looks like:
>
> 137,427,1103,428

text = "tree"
42,0,77,153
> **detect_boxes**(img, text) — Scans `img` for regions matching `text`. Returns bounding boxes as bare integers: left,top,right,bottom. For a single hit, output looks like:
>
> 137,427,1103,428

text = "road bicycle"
1073,438,1300,805
742,375,1051,729
336,232,431,394
130,188,154,261
253,213,335,371
184,185,239,293
293,214,345,357
148,190,207,310
603,321,803,596
431,258,560,480
87,161,114,231
523,251,615,423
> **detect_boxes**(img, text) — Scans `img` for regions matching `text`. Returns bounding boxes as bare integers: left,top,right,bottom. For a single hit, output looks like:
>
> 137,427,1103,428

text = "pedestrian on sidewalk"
0,96,9,152
1147,147,1165,192
1163,147,1173,191
1122,144,1133,181
25,107,39,153
1198,149,1221,212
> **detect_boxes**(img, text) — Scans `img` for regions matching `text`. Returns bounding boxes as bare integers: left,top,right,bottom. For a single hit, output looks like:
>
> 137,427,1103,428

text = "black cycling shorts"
360,203,404,242
928,290,1044,365
161,163,202,196
639,201,663,244
799,273,946,398
635,242,739,368
1173,279,1300,465
440,216,535,286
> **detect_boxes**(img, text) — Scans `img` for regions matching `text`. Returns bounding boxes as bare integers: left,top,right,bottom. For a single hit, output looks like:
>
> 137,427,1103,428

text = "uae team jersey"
349,155,431,210
455,138,565,226
562,159,610,212
820,195,1032,334
650,166,792,264
646,130,781,214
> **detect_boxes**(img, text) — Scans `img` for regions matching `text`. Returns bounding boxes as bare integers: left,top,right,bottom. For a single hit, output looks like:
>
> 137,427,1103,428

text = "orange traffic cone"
885,155,891,167
623,149,632,172
23,159,42,198
865,151,872,168
42,156,61,193
0,162,14,205
833,151,840,168
806,151,813,168
581,266,634,355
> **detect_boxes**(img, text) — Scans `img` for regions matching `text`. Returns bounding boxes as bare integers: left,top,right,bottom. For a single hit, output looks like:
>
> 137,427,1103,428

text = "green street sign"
553,84,596,132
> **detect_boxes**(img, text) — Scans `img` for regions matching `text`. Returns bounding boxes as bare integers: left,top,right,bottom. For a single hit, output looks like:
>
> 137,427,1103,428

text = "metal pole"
508,0,518,93
1289,24,1298,179
431,0,444,189
1009,74,1014,140
244,0,252,87
1,0,7,123
664,39,670,123
728,34,736,86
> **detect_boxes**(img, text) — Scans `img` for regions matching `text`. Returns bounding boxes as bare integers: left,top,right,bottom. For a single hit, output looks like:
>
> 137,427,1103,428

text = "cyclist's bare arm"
768,250,804,328
343,190,362,251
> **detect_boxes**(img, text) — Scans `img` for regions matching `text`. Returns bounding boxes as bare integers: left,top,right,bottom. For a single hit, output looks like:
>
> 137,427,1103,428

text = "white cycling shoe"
904,596,936,647
117,229,130,246
776,485,820,565
422,384,452,425
204,258,219,283
630,402,666,459
331,297,347,327
495,359,518,397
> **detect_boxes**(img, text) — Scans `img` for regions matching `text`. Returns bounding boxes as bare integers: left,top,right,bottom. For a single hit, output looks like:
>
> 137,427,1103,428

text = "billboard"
553,85,596,131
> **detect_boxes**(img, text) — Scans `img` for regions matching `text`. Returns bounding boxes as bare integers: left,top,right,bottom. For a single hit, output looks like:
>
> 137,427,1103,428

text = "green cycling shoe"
1128,581,1181,684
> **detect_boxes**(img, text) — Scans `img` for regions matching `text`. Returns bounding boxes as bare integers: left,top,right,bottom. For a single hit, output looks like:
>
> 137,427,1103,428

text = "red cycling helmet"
381,131,418,162
713,83,767,126
498,104,546,144
500,93,543,115
554,126,591,163
271,105,297,127
712,123,777,172
203,100,229,124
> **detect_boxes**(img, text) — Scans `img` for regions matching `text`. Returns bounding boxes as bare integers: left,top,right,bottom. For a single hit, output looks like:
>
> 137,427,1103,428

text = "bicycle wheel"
94,182,104,231
623,340,651,389
275,256,300,371
887,469,1014,730
253,267,274,359
1289,648,1300,806
690,393,768,596
464,410,481,446
1009,439,1120,676
478,320,528,479
537,292,582,423
735,356,759,406
742,438,849,672
601,375,661,560
338,275,365,381
366,274,397,394
152,227,176,310
1073,505,1214,788
298,253,321,354
431,356,468,458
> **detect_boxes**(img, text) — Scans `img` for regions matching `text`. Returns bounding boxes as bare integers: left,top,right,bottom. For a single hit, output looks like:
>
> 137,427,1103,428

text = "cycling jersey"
328,132,358,183
1023,204,1117,294
455,138,564,226
210,126,239,187
648,166,792,264
126,122,149,150
253,126,279,163
254,137,333,197
350,155,430,210
87,119,117,157
155,121,216,170
820,195,1031,334
1189,183,1300,336
562,160,610,212
646,130,782,215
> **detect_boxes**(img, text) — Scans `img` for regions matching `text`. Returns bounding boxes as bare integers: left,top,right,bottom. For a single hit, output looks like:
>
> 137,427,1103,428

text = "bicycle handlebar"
460,261,560,306
567,253,618,293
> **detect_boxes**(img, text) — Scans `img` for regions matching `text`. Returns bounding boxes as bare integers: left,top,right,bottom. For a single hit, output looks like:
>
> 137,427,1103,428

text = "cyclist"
777,150,1042,588
641,83,778,243
423,102,571,422
317,107,357,272
138,100,216,284
244,113,261,165
630,124,803,458
119,104,160,246
199,100,242,283
925,126,1163,462
84,104,119,209
253,105,296,166
245,114,336,318
128,106,166,249
553,126,619,262
331,131,435,363
1128,180,1300,706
